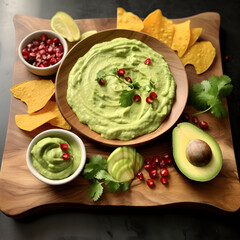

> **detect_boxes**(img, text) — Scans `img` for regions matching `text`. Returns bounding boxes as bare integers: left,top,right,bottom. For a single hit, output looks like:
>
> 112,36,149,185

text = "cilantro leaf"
133,82,141,89
88,180,103,202
188,74,233,118
119,89,134,107
96,69,106,82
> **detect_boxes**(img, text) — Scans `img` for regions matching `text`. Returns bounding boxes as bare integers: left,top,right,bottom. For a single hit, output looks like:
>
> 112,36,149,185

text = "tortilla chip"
117,8,144,31
47,101,71,130
171,20,191,57
180,41,216,74
142,9,174,47
15,101,57,131
188,27,202,48
10,80,55,114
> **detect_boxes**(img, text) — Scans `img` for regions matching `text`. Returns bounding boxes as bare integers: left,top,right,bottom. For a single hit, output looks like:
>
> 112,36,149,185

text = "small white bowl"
18,30,68,76
26,129,86,185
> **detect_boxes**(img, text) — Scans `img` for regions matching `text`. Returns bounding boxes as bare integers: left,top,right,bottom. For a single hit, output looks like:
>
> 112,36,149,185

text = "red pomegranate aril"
23,55,29,61
182,112,190,121
39,64,45,68
151,162,157,170
98,78,106,86
125,76,132,83
150,169,158,179
153,155,161,165
160,177,168,185
27,43,33,49
146,96,153,104
160,168,169,177
47,46,53,54
133,94,141,102
53,37,60,44
56,57,62,62
41,33,48,42
46,39,53,45
33,40,40,47
199,120,208,129
144,164,151,172
144,157,152,165
49,57,57,65
159,159,167,169
58,43,63,51
192,116,199,124
60,143,69,151
150,92,158,99
39,49,46,55
39,44,45,50
144,58,151,65
29,52,36,59
62,152,70,161
147,179,155,188
137,172,144,180
56,52,63,58
22,48,29,56
117,68,125,76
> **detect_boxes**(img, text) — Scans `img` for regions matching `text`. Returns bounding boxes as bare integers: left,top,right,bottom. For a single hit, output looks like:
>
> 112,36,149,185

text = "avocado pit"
186,139,212,167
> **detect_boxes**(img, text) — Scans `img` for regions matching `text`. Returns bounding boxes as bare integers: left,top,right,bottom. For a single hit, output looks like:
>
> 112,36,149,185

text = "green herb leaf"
133,82,141,89
188,74,233,118
88,180,104,202
96,69,106,82
119,89,135,107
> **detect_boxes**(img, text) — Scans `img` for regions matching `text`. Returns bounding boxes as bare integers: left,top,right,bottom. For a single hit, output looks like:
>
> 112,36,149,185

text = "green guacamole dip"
31,137,81,180
67,37,176,140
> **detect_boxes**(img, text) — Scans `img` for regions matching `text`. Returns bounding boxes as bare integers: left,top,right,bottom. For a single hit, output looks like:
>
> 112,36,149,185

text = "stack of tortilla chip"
116,8,216,74
10,79,71,131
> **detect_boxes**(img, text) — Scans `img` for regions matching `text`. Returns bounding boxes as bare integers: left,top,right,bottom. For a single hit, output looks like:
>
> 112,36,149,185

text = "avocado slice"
172,122,222,182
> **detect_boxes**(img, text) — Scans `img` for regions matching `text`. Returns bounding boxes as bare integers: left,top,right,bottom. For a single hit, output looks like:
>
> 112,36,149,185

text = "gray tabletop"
1,0,240,239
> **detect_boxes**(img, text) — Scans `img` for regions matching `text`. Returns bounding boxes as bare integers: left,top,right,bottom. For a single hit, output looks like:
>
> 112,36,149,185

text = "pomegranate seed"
137,172,144,180
150,92,157,99
163,153,172,165
153,155,161,165
147,179,155,188
29,52,36,59
47,46,53,54
39,64,45,68
41,33,48,42
46,39,53,45
144,157,152,165
160,168,168,177
199,120,208,129
33,40,40,47
49,57,57,65
144,58,151,65
39,44,45,50
160,177,168,185
60,143,68,151
22,48,29,56
146,96,153,104
117,69,125,76
125,76,132,83
39,49,46,55
62,152,70,161
144,164,151,172
151,162,157,170
56,52,63,58
56,57,62,62
133,94,141,102
225,55,230,60
23,55,29,61
27,43,33,49
53,37,60,44
182,112,190,121
98,78,106,86
150,169,158,179
192,116,199,124
58,43,63,51
159,159,167,169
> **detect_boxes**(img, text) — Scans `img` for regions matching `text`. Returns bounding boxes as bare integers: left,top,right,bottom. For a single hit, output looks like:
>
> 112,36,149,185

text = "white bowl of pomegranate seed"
26,129,86,185
18,30,68,76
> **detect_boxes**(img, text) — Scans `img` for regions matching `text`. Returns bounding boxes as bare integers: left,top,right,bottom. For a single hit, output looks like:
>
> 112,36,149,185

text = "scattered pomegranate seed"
192,116,199,124
151,162,157,170
125,76,132,83
144,58,151,65
41,33,48,42
147,179,155,188
225,55,230,60
117,68,125,76
144,164,151,172
146,96,153,104
159,159,167,169
137,172,144,180
60,143,68,151
98,78,106,86
152,155,161,165
144,157,152,165
182,112,190,121
133,94,141,102
150,92,158,99
150,169,158,179
199,120,208,129
160,168,169,177
62,152,70,161
160,177,168,185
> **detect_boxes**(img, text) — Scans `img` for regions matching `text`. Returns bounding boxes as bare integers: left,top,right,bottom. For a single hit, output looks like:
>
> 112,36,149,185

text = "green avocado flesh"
172,122,222,182
107,147,144,182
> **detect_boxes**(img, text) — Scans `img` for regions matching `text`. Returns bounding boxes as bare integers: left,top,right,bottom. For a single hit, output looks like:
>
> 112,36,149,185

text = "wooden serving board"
0,13,240,217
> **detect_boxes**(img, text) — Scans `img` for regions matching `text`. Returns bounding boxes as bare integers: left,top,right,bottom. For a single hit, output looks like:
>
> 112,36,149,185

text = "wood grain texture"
0,13,239,217
55,29,188,146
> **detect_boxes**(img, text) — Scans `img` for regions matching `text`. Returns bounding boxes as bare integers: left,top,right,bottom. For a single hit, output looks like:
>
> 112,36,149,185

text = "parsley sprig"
188,74,233,118
83,155,130,202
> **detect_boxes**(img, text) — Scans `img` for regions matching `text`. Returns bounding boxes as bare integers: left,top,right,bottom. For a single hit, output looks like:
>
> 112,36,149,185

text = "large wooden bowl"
55,29,188,146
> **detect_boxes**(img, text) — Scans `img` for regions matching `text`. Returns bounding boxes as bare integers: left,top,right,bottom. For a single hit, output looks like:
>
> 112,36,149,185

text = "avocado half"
172,122,222,182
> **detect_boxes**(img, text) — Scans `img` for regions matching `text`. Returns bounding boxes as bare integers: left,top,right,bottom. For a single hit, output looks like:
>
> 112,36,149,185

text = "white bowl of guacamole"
26,129,86,185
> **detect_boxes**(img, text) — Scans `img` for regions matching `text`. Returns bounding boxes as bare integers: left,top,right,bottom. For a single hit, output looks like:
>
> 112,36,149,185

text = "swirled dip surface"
31,137,81,180
67,38,176,140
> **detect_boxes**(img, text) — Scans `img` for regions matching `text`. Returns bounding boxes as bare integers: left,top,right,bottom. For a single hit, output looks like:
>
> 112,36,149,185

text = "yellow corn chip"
142,9,174,47
15,101,57,131
188,27,202,48
171,20,191,57
48,101,71,130
10,80,55,114
180,41,216,74
117,8,144,31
